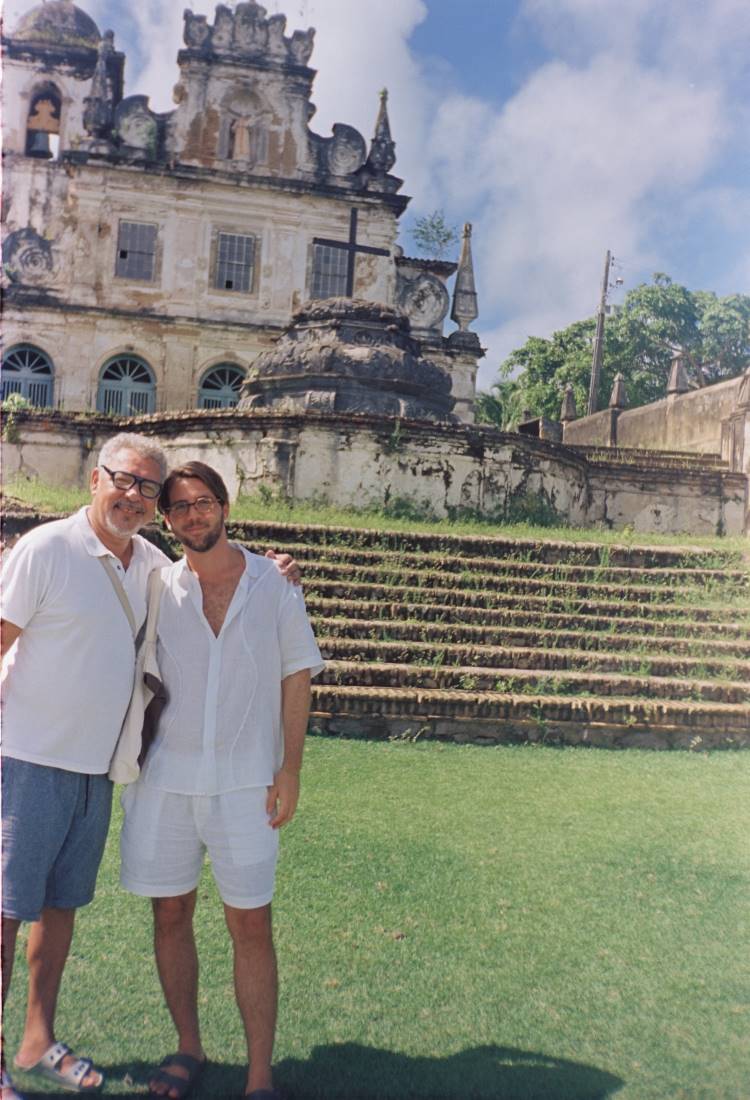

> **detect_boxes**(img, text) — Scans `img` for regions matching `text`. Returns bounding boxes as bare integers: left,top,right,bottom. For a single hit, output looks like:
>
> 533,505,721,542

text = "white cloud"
5,0,747,394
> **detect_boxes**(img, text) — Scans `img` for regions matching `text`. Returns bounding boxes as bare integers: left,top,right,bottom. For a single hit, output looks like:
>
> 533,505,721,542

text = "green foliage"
1,393,32,443
489,274,750,421
410,209,459,259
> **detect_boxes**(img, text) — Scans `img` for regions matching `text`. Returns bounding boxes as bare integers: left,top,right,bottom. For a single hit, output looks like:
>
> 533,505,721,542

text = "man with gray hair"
1,432,170,1097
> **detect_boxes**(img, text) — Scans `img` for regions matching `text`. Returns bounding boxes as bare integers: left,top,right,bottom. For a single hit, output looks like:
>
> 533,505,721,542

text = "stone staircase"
3,505,748,749
230,520,750,750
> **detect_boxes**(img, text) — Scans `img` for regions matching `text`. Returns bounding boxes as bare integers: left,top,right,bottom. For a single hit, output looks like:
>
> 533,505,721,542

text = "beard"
176,515,224,553
100,500,146,538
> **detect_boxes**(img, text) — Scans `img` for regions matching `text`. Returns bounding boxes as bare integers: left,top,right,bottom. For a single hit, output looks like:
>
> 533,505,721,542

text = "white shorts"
119,783,279,909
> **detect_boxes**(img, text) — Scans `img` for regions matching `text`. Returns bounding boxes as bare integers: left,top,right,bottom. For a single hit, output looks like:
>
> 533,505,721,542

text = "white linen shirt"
1,507,169,773
138,546,324,796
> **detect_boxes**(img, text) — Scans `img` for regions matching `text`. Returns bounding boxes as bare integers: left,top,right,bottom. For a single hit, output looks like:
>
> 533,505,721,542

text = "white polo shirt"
139,546,324,796
1,507,169,774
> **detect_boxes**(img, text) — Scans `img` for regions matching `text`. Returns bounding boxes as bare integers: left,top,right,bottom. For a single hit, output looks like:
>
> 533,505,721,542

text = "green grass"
5,740,750,1100
4,476,747,556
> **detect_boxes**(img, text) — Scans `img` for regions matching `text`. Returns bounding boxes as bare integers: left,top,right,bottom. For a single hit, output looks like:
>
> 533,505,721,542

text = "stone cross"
313,208,389,297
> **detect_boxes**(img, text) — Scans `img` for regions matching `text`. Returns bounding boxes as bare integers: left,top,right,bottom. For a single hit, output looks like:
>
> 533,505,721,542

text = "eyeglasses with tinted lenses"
165,497,219,518
101,465,162,499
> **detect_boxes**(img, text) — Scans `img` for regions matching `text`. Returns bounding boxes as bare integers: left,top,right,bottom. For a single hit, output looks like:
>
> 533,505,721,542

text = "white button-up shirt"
1,507,169,773
139,546,324,795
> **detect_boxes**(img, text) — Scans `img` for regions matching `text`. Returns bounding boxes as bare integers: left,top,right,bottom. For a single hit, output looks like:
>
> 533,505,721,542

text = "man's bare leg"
1,917,22,1099
150,892,205,1099
224,903,277,1096
13,908,101,1089
1,917,20,1008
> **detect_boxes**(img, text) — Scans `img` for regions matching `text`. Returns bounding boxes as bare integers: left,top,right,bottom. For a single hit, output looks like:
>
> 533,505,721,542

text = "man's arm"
266,668,312,829
1,620,22,661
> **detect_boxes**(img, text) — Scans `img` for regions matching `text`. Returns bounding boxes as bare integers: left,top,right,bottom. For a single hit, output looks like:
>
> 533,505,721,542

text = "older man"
119,461,323,1100
1,432,169,1097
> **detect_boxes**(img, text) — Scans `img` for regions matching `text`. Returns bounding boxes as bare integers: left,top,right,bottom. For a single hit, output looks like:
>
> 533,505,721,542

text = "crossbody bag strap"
98,555,137,639
142,567,164,647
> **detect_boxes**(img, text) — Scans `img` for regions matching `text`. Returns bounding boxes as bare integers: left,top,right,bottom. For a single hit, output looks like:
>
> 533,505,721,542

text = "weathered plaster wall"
617,375,742,453
562,408,617,447
563,373,744,455
3,410,745,535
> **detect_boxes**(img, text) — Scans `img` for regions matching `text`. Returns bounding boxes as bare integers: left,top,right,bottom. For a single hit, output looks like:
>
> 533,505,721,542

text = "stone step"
310,685,750,748
311,615,750,660
316,636,749,682
305,582,748,628
319,660,749,704
307,598,748,642
567,446,728,469
250,538,749,590
228,520,742,570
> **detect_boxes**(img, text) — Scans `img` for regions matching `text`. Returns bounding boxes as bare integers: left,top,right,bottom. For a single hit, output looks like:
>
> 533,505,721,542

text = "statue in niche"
228,118,268,165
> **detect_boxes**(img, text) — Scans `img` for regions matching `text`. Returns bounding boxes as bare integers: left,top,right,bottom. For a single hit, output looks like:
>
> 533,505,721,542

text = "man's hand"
265,549,302,586
266,767,300,829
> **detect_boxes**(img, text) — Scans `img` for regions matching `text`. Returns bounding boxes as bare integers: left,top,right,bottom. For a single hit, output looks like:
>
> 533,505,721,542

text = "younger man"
119,462,323,1100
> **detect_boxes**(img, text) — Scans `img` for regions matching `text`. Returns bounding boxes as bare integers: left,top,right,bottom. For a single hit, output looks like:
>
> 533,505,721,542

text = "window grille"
115,221,157,281
198,364,245,409
97,356,156,415
214,233,255,292
311,243,348,299
1,345,54,406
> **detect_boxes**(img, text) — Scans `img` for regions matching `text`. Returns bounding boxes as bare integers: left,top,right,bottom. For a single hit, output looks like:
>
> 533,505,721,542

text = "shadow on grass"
15,1044,624,1099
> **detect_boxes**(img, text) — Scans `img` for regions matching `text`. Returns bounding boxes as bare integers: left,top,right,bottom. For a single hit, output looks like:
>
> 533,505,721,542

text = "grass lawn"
5,739,750,1100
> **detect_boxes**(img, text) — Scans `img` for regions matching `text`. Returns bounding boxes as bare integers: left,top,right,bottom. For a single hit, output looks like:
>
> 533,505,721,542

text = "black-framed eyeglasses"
164,496,220,518
101,465,162,500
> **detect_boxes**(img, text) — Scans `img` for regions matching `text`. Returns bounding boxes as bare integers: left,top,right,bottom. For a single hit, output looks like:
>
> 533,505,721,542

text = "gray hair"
97,433,167,480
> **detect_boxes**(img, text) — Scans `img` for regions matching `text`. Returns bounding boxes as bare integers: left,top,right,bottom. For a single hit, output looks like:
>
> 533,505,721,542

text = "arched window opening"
26,86,62,159
97,355,156,415
198,363,245,409
1,344,54,406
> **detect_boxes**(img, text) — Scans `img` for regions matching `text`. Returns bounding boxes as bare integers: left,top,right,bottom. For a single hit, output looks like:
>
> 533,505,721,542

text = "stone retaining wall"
2,408,746,535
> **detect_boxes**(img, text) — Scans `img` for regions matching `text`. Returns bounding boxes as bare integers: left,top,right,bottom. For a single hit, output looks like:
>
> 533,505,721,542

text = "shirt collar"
174,542,262,590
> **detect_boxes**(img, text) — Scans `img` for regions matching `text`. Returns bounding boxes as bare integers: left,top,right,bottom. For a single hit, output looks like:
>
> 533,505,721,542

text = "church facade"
1,1,482,422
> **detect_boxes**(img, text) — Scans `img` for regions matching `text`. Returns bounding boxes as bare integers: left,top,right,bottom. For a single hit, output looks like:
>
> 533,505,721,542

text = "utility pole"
587,249,611,415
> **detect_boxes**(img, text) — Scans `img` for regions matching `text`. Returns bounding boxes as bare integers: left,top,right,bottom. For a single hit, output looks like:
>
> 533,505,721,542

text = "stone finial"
560,383,577,422
608,372,627,409
667,350,690,395
450,223,479,332
83,30,115,142
366,89,396,175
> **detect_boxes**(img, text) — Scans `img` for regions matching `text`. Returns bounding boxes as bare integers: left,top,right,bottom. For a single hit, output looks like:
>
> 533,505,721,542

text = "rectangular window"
115,221,157,281
311,243,348,299
214,232,255,292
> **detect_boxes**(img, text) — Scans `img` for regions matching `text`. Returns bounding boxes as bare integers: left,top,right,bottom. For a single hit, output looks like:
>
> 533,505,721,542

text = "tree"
410,209,459,259
481,276,750,425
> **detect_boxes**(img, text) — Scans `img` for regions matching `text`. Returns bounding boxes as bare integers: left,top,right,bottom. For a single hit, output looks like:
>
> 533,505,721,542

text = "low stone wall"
2,408,746,535
562,370,750,476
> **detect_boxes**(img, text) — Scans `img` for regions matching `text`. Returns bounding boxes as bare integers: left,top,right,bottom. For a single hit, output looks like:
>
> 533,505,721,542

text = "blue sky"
7,0,750,389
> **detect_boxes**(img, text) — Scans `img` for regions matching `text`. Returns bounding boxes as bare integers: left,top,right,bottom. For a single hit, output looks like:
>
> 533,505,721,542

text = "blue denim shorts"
1,757,113,922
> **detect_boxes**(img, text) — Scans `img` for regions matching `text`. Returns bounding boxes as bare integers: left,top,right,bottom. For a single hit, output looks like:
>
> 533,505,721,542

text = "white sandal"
17,1041,104,1094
